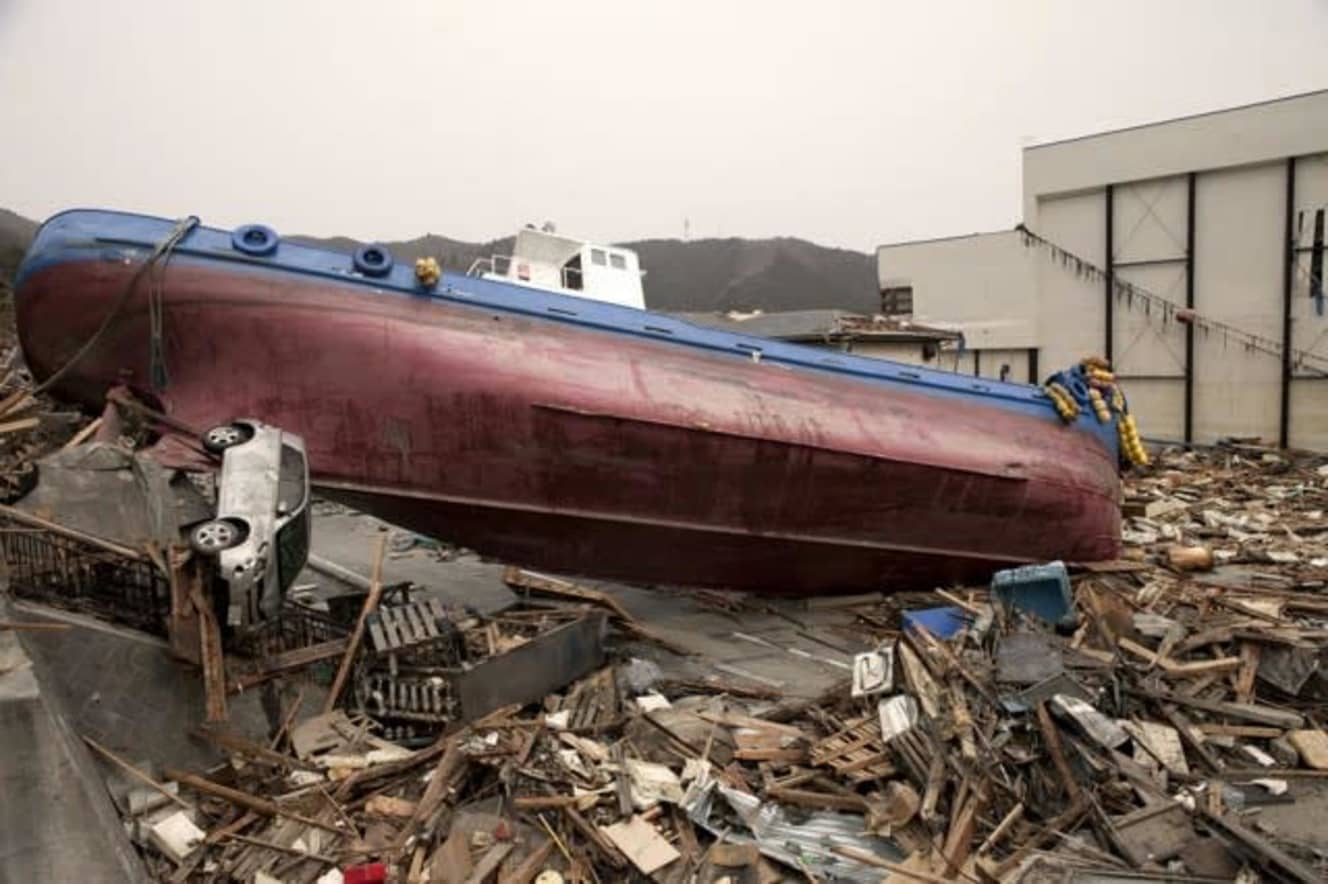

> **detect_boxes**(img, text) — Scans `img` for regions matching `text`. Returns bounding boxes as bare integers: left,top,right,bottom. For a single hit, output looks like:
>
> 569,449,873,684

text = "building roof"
1025,87,1328,151
671,309,961,344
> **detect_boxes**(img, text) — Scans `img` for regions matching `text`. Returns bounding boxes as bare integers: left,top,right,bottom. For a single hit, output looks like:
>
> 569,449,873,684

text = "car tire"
189,519,245,555
201,422,254,454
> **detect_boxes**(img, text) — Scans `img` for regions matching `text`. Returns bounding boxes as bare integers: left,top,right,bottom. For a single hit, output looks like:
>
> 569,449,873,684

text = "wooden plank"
1288,730,1328,770
462,843,514,884
1235,642,1261,703
0,501,144,559
232,639,348,692
0,416,39,435
0,619,72,631
184,556,227,723
496,839,555,884
765,787,868,812
324,535,388,713
1036,702,1082,802
83,735,191,810
62,416,104,450
600,816,680,876
1149,690,1304,728
1197,723,1284,739
502,566,688,655
162,769,341,833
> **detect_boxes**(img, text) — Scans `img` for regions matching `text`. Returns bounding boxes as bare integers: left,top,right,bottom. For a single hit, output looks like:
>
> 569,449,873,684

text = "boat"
13,209,1128,593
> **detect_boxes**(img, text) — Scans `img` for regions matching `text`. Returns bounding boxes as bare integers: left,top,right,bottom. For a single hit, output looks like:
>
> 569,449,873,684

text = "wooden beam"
323,535,388,713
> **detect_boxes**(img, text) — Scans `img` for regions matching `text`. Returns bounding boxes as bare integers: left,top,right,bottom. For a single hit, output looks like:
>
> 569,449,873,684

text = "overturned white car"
188,420,311,628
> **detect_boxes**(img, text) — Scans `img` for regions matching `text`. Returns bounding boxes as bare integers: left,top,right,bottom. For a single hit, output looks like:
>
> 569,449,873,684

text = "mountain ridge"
0,210,878,312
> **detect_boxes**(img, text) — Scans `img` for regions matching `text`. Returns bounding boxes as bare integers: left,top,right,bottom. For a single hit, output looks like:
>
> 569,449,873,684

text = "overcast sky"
2,1,1327,252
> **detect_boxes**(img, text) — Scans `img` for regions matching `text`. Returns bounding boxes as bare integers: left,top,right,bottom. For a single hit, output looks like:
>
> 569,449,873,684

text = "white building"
878,89,1328,450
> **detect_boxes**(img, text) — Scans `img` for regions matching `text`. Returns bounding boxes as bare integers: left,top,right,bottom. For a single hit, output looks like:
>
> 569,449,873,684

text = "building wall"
877,90,1328,450
1031,153,1328,448
876,230,1038,349
843,340,933,366
1023,90,1328,224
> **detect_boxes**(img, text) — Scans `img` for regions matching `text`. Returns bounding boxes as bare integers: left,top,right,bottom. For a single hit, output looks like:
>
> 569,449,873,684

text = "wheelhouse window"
590,248,607,266
609,253,626,270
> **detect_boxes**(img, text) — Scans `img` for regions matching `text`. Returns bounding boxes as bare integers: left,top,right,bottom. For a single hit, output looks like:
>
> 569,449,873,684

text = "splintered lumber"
564,806,627,869
220,832,338,865
1200,810,1319,883
83,735,191,810
463,843,515,884
324,534,388,713
0,416,39,436
830,846,953,884
502,566,688,655
498,839,555,884
0,619,72,631
181,554,227,723
1144,689,1305,728
0,501,144,559
233,639,349,691
62,416,104,449
1036,702,1082,801
163,769,342,833
392,738,468,851
1117,637,1241,677
192,728,315,771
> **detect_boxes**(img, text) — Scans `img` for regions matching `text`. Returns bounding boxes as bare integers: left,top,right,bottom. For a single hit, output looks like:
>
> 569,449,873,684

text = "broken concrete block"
147,810,204,864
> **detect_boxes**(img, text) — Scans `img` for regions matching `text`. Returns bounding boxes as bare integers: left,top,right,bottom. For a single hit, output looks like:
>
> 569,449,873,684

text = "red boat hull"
17,256,1120,593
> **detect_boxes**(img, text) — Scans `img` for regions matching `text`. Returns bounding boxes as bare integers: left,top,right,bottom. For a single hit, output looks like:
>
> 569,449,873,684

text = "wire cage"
0,519,171,635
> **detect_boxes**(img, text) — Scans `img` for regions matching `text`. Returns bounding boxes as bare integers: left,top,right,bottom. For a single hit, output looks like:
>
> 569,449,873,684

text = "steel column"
1279,158,1296,448
1105,184,1114,363
1184,172,1196,444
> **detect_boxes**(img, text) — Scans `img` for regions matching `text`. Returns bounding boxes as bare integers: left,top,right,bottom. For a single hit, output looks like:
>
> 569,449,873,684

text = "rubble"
3,352,1328,882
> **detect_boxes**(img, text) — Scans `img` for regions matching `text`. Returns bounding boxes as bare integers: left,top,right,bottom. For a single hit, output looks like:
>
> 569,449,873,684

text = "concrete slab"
12,599,271,772
0,599,150,883
309,506,866,703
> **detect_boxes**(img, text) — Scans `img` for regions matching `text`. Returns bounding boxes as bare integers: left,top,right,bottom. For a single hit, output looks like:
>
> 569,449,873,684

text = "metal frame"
1280,157,1297,448
1184,172,1197,444
1105,184,1114,362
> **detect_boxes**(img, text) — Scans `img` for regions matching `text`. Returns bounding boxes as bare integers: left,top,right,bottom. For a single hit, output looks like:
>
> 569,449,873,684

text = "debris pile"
2,371,1326,884
85,442,1328,883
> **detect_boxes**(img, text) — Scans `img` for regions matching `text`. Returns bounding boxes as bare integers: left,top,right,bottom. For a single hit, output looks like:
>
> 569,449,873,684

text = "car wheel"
190,519,244,555
201,422,253,454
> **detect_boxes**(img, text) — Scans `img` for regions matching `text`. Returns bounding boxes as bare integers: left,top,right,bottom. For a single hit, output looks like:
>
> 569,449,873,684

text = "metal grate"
0,523,170,635
232,601,347,658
